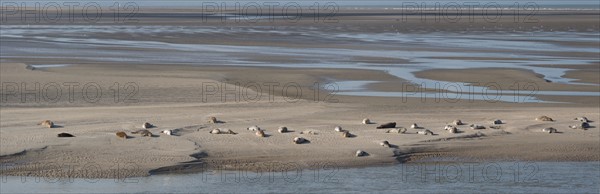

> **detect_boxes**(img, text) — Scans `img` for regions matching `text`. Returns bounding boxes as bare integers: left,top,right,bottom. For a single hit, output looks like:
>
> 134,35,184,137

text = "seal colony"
26,115,597,159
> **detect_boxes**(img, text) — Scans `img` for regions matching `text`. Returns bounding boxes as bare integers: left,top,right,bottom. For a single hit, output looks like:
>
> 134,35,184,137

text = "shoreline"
1,63,599,179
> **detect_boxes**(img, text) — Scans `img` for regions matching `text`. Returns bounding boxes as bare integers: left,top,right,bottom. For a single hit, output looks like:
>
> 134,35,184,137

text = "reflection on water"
1,162,598,193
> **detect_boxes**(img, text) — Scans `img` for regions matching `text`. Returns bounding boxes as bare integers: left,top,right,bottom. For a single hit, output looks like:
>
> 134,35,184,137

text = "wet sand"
1,63,598,179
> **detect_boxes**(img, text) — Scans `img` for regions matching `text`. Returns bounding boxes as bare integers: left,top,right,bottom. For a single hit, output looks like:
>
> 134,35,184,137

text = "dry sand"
1,63,598,179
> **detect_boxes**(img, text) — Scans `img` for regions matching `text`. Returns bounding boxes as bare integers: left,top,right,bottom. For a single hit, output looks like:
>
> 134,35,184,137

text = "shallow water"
1,25,599,102
1,162,598,193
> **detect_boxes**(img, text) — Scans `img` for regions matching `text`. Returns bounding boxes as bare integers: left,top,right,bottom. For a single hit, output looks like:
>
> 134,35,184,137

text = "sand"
1,63,598,179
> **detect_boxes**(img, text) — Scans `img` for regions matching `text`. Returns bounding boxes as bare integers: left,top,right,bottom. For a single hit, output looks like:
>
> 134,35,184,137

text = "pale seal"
161,130,172,136
255,130,266,137
38,120,54,128
417,129,434,135
453,120,464,125
210,128,221,134
574,117,589,123
247,126,261,131
536,116,554,122
362,118,372,124
208,116,218,124
386,127,407,134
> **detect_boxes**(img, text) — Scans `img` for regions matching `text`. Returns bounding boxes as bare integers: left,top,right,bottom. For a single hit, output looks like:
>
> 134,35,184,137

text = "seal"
38,120,54,128
492,119,503,125
445,125,458,133
417,129,434,135
132,129,153,137
386,127,407,134
355,150,367,157
116,131,128,139
410,123,419,129
376,122,396,129
278,126,288,133
208,116,219,124
247,126,261,131
541,127,558,133
334,126,343,132
536,116,554,121
255,130,266,137
161,130,172,136
380,141,390,148
142,122,154,129
469,124,485,129
453,120,464,125
210,128,221,134
341,131,351,138
57,133,74,137
362,118,372,124
569,122,590,130
574,117,589,123
293,137,307,144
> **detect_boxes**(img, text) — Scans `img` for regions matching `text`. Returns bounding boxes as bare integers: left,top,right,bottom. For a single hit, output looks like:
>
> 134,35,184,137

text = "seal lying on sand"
355,150,367,157
247,126,261,131
492,120,503,125
208,116,219,124
38,120,54,128
57,133,74,137
386,128,407,133
142,122,154,129
334,126,344,132
341,131,351,138
417,129,434,135
411,123,419,129
210,128,237,134
445,125,458,133
132,130,153,137
541,127,558,133
376,122,396,129
489,125,501,129
574,117,589,122
255,130,266,137
453,120,464,125
116,132,128,139
300,130,317,135
278,126,288,133
362,118,372,124
536,116,554,121
380,141,390,148
470,124,485,129
569,122,590,130
161,130,172,136
293,137,307,144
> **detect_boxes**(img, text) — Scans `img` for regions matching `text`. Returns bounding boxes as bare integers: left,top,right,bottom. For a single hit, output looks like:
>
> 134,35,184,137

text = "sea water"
1,162,598,193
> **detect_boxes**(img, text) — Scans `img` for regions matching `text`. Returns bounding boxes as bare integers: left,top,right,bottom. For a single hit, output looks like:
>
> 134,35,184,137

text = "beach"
0,7,599,181
1,62,598,179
